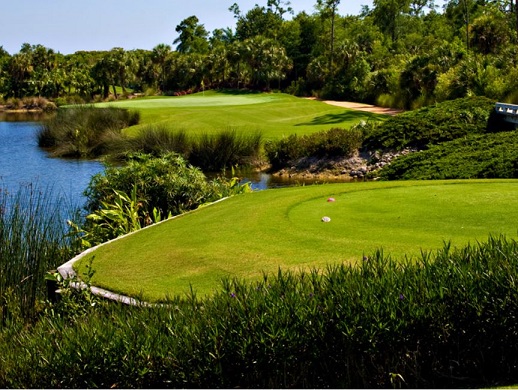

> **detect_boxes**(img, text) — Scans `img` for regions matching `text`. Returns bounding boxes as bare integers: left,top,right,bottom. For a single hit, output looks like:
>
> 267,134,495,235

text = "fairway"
75,180,518,301
96,91,385,140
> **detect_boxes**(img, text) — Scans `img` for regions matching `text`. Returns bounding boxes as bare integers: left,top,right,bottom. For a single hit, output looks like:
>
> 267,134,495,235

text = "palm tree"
151,44,171,93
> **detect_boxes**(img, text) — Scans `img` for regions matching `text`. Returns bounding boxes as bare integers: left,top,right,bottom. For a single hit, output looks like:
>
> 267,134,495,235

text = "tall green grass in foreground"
2,235,518,388
0,185,74,323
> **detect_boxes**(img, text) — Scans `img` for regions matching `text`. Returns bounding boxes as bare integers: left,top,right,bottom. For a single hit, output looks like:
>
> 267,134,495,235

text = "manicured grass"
76,180,518,301
96,91,384,140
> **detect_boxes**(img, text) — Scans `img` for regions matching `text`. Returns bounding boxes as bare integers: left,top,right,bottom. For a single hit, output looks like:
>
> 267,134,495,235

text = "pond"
0,118,104,211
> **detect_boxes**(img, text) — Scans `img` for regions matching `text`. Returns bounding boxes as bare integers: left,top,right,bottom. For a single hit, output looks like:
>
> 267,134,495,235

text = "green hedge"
377,131,518,180
363,96,497,151
2,235,518,388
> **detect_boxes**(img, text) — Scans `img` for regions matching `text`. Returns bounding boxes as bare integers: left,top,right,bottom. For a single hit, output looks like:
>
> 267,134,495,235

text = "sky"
1,0,372,55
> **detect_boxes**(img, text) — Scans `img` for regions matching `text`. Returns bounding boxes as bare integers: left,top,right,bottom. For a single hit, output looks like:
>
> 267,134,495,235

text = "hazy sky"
1,0,372,55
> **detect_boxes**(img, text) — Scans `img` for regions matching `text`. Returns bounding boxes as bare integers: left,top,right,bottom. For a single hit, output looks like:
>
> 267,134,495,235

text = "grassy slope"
97,91,384,140
76,180,518,301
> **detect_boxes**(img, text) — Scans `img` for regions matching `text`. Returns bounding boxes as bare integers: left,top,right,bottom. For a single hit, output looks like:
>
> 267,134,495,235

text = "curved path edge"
57,197,230,306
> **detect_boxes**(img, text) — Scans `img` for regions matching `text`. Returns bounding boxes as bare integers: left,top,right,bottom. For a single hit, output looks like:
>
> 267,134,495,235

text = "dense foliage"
80,152,251,245
363,96,496,150
0,185,76,323
123,125,263,172
377,131,518,180
2,235,518,388
358,95,518,180
265,126,364,169
2,0,518,109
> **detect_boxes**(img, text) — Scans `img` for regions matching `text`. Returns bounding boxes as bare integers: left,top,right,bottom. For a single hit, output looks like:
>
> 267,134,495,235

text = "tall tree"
368,0,411,42
267,0,293,17
232,4,284,40
151,44,172,92
174,16,209,54
316,0,341,72
240,36,292,89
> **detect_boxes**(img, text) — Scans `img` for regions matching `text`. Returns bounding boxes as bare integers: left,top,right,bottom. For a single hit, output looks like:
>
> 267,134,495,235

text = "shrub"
376,131,518,180
265,127,364,169
189,130,262,172
363,96,496,151
83,152,245,221
78,152,252,246
5,98,23,110
85,153,209,216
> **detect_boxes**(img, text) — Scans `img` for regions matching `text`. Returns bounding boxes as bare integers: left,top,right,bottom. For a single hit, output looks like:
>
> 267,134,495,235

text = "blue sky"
1,0,371,55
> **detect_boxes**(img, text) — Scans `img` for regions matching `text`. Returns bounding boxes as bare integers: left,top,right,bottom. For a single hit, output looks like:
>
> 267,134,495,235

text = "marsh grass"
37,106,140,158
0,184,74,324
118,125,263,171
124,125,191,157
189,129,262,171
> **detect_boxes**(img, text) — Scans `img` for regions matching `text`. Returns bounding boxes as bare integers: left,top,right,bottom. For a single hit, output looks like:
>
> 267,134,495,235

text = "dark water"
0,120,104,210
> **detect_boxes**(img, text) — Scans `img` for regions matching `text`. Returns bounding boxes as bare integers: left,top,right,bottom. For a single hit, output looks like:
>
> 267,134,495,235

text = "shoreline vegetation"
34,92,506,182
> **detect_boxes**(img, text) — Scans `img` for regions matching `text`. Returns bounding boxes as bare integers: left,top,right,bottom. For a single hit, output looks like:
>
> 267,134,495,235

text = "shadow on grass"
216,88,262,95
296,110,380,126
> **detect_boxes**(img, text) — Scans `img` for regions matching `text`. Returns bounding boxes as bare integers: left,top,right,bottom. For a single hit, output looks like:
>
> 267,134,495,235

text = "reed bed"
0,184,74,323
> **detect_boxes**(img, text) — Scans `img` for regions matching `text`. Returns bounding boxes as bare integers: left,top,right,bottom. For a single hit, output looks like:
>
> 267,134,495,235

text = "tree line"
1,0,518,108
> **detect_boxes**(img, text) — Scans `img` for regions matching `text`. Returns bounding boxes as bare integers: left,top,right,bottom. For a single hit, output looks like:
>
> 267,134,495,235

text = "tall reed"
0,184,74,323
126,125,190,157
119,125,263,172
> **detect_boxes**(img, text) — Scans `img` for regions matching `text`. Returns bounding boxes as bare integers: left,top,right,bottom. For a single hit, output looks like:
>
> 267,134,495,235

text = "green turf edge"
73,179,518,302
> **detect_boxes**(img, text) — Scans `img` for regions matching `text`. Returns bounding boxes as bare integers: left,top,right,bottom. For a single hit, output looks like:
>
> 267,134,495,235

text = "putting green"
95,91,385,140
76,180,518,301
97,92,283,108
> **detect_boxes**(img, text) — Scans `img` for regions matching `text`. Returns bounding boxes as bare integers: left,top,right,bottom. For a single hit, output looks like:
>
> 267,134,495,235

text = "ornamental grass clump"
2,235,518,388
265,126,363,169
189,129,263,171
37,106,140,158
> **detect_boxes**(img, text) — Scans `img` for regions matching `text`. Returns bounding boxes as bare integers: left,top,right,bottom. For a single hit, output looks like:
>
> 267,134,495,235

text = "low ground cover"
363,96,497,151
378,131,518,180
75,180,518,301
96,91,385,140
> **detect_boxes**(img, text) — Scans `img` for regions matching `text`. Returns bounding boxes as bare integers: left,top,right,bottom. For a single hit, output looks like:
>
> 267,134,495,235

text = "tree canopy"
1,0,517,108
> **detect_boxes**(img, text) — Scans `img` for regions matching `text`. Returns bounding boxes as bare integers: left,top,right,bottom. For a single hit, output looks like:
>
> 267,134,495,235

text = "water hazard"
0,119,104,210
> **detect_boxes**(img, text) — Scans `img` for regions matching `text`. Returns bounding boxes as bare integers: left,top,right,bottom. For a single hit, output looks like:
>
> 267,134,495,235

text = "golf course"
97,90,386,139
76,179,518,301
